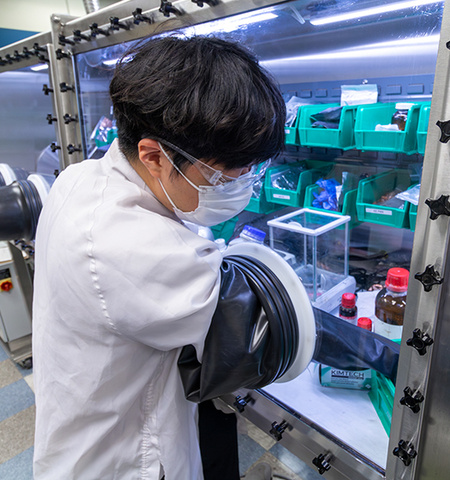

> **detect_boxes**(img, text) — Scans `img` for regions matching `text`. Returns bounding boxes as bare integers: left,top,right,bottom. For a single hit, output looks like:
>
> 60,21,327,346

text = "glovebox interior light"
261,34,440,65
310,0,443,26
30,64,48,72
182,11,277,36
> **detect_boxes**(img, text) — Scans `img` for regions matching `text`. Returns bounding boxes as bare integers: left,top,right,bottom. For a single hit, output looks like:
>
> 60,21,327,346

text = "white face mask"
158,146,254,227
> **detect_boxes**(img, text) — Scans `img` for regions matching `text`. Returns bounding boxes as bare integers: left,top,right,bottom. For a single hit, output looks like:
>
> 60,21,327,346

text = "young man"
32,35,286,479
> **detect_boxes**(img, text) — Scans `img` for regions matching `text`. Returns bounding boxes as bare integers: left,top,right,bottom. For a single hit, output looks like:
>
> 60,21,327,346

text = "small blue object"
240,225,266,243
313,178,340,211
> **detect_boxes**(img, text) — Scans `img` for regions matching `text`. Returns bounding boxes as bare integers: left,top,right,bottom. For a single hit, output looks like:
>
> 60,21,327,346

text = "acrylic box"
267,208,355,312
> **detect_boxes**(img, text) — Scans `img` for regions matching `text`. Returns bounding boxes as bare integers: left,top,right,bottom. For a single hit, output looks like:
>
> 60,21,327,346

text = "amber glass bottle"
374,267,409,340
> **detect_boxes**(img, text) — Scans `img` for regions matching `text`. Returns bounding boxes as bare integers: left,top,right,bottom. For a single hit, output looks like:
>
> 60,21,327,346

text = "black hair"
109,35,286,170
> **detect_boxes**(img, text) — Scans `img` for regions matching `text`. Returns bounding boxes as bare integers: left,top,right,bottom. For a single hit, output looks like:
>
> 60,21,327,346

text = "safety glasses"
157,139,271,188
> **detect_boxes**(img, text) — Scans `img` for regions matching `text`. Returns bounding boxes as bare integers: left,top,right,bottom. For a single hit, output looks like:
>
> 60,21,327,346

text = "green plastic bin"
305,185,359,229
355,102,422,154
265,161,332,208
417,102,431,155
369,371,395,436
356,169,412,228
285,107,302,146
298,103,359,150
246,179,281,214
210,215,239,242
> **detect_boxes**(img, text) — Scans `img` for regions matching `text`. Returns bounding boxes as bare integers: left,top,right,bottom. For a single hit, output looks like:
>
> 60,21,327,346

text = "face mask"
158,149,254,227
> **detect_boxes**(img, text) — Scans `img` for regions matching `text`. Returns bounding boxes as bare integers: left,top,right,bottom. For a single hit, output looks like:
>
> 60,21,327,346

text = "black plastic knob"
269,420,287,441
50,143,61,152
73,30,91,42
159,0,181,17
400,386,424,413
425,195,450,220
58,35,75,46
393,440,417,466
55,49,70,60
312,453,332,475
46,114,57,124
233,394,252,413
42,84,53,95
60,82,74,93
67,144,82,154
415,265,443,292
89,23,110,37
133,8,152,24
436,120,450,143
406,328,434,355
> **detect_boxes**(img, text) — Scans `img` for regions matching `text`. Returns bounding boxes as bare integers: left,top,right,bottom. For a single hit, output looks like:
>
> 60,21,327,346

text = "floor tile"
0,360,23,389
0,446,33,479
0,406,35,464
0,343,8,362
24,374,34,393
0,379,35,423
245,419,276,451
269,443,324,480
249,451,305,480
238,433,266,475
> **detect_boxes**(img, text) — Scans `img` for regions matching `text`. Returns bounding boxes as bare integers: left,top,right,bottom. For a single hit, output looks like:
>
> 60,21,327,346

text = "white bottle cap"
395,102,415,110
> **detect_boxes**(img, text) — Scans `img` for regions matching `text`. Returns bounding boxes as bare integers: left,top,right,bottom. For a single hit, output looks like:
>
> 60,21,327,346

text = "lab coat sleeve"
90,210,222,359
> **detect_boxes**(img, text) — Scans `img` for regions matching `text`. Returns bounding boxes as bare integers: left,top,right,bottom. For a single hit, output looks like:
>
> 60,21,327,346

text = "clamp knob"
42,84,53,95
406,328,434,355
159,0,181,17
269,420,288,441
55,49,70,60
58,35,75,46
46,114,57,124
60,82,74,92
436,120,450,143
89,23,110,37
109,16,130,31
312,453,332,475
63,114,78,124
233,394,252,413
73,30,91,42
133,8,152,24
50,143,61,152
400,386,424,413
425,194,450,220
415,265,443,292
393,440,417,467
67,144,82,154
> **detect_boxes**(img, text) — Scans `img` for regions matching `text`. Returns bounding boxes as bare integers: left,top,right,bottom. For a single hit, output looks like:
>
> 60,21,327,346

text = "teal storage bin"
305,184,359,229
417,102,431,155
285,107,302,146
210,216,239,242
356,169,412,228
246,178,281,214
304,165,375,228
369,371,395,436
265,161,332,208
410,203,418,232
298,103,359,150
355,102,422,154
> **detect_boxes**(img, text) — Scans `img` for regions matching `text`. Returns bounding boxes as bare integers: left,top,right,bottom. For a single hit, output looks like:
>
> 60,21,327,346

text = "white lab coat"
32,140,222,479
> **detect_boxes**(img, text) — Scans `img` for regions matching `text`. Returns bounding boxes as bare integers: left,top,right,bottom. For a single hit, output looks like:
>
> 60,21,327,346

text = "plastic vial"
339,293,357,324
357,317,373,332
374,267,409,340
391,103,414,131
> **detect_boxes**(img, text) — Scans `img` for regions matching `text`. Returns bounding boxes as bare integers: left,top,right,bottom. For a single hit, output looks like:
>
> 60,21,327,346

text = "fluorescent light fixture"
182,11,277,36
103,59,119,66
261,34,440,64
310,0,443,26
30,64,48,72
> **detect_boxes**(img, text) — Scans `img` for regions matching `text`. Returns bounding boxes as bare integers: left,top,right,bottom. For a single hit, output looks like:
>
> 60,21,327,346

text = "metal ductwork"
83,0,101,14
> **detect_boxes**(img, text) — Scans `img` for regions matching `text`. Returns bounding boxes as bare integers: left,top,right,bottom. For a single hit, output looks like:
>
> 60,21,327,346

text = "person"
32,35,286,480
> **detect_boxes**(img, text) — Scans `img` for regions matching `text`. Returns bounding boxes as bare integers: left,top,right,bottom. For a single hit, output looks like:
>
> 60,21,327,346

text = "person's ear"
137,139,163,178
